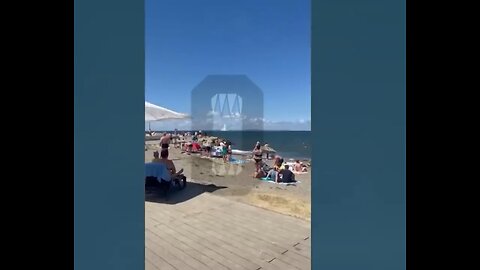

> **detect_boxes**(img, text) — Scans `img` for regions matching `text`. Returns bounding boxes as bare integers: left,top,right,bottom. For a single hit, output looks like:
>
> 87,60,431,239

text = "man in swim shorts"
160,133,171,150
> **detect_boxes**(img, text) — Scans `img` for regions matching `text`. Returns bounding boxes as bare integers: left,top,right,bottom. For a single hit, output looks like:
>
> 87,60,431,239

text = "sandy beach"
145,139,311,221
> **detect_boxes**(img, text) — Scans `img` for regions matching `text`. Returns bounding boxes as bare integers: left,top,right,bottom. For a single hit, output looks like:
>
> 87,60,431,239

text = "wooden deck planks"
145,193,311,270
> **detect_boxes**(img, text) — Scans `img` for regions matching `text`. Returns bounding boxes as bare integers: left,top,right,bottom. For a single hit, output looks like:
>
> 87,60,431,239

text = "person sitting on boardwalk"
158,149,186,183
156,149,175,174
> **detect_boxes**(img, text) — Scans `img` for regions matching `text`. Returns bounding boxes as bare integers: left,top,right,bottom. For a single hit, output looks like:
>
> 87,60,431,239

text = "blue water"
205,131,311,160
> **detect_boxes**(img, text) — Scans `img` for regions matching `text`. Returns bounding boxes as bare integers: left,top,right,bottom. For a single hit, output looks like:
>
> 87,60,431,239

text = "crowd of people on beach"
252,155,307,183
251,141,308,183
147,130,309,185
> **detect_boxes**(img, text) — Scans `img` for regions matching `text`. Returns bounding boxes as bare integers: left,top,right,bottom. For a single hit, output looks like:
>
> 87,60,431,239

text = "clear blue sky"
146,0,310,127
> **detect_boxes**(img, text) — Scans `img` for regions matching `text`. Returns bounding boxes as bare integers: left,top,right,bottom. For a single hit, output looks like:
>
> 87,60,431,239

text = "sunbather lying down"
182,142,202,153
290,160,308,173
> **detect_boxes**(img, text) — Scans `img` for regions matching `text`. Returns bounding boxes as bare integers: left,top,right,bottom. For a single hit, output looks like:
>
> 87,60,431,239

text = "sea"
160,130,311,160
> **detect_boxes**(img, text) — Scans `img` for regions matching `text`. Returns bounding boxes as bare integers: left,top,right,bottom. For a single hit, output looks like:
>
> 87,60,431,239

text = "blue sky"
145,0,310,130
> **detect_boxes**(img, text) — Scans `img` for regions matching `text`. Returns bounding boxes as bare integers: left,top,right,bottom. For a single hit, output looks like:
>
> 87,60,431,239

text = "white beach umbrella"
145,101,189,121
145,101,189,130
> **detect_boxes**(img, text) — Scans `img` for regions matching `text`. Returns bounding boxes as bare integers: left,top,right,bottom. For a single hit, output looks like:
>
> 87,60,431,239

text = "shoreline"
146,132,312,162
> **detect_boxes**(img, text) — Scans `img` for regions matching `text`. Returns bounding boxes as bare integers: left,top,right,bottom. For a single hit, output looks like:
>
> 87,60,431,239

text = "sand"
145,141,311,221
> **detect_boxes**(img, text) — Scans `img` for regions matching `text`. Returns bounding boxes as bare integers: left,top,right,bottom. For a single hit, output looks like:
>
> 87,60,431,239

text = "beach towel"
229,157,246,164
210,146,224,157
260,177,300,186
145,163,171,182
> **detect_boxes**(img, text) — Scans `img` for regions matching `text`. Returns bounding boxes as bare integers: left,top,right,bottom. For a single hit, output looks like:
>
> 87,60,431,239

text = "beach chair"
145,163,187,196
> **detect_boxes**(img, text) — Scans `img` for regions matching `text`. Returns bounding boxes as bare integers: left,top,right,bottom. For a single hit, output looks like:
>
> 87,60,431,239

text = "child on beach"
151,151,161,163
253,141,260,151
253,165,266,178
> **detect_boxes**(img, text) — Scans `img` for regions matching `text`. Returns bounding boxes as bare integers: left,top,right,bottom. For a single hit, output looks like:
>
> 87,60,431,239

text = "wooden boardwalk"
145,192,311,270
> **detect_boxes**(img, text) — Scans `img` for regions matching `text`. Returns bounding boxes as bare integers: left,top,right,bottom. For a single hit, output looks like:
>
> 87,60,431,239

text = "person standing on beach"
172,129,178,147
253,141,260,151
206,139,214,157
160,133,171,150
220,141,228,163
263,143,270,159
227,143,232,161
252,144,263,171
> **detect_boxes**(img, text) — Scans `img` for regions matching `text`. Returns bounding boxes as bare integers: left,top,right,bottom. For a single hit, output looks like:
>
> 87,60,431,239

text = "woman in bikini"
252,144,263,171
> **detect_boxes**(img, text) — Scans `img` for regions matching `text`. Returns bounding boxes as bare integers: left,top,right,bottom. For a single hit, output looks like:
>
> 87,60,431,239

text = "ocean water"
203,131,311,160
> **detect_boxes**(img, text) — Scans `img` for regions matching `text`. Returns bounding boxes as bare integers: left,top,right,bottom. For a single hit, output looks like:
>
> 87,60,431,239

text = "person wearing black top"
252,144,263,172
277,165,295,183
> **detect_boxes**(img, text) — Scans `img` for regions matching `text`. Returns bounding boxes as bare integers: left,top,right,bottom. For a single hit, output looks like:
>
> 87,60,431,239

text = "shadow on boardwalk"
145,182,227,204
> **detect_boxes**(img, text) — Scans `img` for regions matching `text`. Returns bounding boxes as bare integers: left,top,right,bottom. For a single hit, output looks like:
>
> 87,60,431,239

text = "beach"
145,138,311,221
